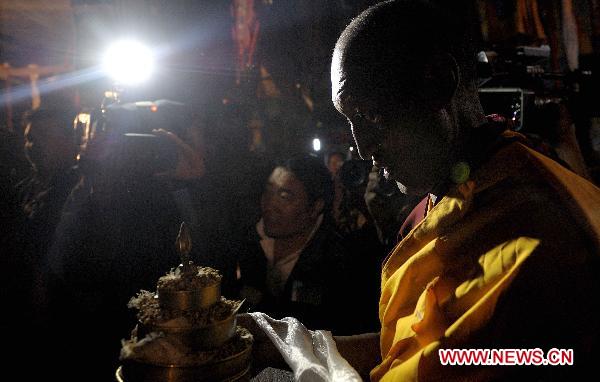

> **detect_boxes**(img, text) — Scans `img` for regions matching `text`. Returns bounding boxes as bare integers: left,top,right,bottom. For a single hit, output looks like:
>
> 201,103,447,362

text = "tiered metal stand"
117,223,252,381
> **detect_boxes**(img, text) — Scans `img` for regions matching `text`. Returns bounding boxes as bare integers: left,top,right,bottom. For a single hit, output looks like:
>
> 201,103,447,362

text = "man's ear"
310,199,325,219
421,53,459,110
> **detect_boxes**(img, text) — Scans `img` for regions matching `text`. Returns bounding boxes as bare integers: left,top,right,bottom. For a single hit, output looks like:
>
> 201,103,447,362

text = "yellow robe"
372,140,600,381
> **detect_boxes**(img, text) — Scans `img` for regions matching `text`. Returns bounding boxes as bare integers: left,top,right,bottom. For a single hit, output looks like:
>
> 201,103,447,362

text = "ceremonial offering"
118,223,252,381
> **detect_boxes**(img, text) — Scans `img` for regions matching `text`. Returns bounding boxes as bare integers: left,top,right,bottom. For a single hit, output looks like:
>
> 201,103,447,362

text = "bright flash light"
312,138,321,152
103,40,154,85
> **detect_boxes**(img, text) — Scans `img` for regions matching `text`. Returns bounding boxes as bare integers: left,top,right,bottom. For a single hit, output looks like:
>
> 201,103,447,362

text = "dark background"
1,0,599,173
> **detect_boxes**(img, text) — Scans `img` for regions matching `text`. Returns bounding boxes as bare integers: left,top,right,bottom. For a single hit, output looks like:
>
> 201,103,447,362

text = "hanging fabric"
515,0,547,42
572,0,594,55
232,0,260,85
562,0,579,70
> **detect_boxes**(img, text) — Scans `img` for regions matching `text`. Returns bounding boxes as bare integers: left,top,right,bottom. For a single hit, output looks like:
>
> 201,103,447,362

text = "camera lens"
339,159,372,190
375,176,399,197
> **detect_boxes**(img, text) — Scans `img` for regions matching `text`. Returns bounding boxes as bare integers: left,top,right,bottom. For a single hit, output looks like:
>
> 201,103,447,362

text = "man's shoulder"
471,140,600,251
476,138,600,207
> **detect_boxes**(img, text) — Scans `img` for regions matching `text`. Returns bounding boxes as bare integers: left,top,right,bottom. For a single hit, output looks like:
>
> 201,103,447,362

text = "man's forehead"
332,85,377,114
332,67,419,115
331,56,378,110
267,167,308,199
331,49,368,101
331,73,361,112
330,52,346,106
269,167,296,185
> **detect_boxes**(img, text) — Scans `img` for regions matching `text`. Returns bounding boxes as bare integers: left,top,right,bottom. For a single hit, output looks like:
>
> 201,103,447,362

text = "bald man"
244,1,600,380
330,1,600,380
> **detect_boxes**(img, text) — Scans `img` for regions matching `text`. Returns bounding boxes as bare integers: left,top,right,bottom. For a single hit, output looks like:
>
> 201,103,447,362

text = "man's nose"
351,122,379,161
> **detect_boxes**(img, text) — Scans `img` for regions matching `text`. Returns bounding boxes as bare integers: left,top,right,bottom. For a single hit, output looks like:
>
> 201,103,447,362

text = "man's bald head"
331,0,485,196
332,0,479,110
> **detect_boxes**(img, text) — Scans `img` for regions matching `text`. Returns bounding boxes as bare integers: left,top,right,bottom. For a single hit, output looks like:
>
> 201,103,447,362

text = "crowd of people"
1,0,599,381
0,95,385,381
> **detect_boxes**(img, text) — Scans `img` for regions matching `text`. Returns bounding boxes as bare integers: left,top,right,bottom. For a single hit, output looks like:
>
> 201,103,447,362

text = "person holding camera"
241,1,600,380
43,101,206,382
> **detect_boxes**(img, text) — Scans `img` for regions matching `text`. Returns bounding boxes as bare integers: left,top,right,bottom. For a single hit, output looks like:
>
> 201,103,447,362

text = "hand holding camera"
151,127,205,181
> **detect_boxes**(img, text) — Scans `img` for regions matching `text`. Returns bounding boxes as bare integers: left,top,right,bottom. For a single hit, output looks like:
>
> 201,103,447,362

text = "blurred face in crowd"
261,167,321,239
327,153,345,178
24,117,77,174
331,51,455,196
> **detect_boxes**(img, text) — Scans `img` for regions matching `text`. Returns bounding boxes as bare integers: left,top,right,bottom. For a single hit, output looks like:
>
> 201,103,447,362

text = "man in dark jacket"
238,155,378,334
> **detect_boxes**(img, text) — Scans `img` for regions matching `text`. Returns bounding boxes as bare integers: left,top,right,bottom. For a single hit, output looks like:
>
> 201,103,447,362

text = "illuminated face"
331,52,453,196
261,167,319,239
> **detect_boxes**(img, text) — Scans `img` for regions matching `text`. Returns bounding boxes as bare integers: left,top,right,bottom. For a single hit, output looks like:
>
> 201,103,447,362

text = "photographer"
333,157,370,235
363,164,421,249
333,156,419,250
44,100,205,382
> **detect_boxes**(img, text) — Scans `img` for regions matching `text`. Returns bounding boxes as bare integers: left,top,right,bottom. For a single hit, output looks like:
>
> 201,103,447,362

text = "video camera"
74,98,189,177
477,45,593,133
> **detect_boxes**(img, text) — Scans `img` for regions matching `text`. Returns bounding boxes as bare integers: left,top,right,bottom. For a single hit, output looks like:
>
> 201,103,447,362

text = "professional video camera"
74,98,189,177
477,45,593,134
71,39,193,178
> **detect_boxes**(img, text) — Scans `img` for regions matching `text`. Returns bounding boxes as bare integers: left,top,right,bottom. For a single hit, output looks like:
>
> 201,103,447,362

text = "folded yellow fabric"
373,141,600,381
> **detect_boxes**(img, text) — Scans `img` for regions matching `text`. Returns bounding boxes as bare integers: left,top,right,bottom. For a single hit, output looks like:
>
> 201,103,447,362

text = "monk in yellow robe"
329,1,600,380
241,1,600,380
371,131,600,381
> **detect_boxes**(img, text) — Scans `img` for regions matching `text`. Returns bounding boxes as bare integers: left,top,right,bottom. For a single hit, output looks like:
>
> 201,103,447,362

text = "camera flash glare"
103,40,154,85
